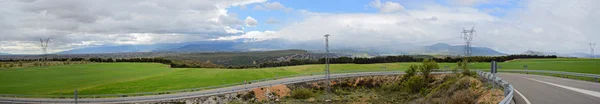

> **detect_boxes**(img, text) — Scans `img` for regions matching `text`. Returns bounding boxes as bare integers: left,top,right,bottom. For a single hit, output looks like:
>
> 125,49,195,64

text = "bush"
404,64,418,80
291,88,314,99
449,90,478,104
420,59,439,80
458,59,473,76
402,76,426,93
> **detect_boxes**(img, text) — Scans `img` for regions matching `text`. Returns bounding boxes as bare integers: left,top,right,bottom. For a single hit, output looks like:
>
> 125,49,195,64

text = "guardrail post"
596,77,599,82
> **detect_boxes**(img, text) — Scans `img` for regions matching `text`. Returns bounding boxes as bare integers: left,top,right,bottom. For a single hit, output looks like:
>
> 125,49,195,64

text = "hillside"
161,49,310,66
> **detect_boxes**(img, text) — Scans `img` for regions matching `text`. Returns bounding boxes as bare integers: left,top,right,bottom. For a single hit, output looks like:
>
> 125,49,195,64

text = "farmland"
0,58,598,95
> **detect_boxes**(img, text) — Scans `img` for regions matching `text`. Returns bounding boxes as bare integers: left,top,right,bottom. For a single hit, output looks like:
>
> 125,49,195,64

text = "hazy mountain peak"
429,43,452,47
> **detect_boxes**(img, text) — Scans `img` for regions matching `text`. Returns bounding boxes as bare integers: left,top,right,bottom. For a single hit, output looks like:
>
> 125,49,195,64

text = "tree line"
0,54,557,69
254,54,557,68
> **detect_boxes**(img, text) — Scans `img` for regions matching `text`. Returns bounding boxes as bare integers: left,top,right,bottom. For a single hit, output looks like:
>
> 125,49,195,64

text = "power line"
461,26,476,57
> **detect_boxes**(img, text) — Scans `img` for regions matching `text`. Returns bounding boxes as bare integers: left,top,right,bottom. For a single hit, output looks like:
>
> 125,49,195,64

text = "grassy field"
0,62,439,95
0,58,598,95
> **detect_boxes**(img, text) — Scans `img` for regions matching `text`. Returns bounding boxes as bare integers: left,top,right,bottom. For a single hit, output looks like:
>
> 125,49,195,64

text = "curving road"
0,71,427,104
498,73,600,104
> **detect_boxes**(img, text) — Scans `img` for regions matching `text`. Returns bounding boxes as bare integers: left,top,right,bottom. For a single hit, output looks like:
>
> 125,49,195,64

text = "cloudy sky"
0,0,598,54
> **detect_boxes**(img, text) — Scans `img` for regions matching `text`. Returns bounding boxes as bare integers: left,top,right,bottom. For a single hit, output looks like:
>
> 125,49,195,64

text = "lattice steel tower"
39,38,50,55
461,26,476,57
324,34,331,101
590,43,596,59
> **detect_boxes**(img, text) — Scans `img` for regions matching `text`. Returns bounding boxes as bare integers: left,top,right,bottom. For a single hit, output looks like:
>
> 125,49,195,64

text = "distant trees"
0,54,558,69
170,60,222,68
249,54,557,69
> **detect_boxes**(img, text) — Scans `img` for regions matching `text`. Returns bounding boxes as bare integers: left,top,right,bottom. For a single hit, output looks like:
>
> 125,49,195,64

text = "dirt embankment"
141,74,503,104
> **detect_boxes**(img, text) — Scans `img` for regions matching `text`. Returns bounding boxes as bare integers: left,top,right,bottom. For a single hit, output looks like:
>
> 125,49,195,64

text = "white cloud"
265,18,280,24
245,16,258,27
532,28,544,33
212,31,278,42
0,0,266,54
270,0,599,54
240,5,247,10
369,0,404,13
253,2,293,12
451,0,489,6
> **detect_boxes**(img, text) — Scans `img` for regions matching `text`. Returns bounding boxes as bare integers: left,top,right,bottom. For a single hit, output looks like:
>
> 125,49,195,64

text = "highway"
498,73,600,104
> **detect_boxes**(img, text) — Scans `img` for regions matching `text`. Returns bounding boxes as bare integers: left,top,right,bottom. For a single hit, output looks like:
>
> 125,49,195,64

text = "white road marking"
526,78,600,98
514,89,532,104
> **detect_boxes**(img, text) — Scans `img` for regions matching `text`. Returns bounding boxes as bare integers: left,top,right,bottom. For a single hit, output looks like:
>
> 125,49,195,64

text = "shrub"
291,88,314,99
402,76,426,93
458,59,473,76
449,90,478,104
404,64,418,80
420,59,439,80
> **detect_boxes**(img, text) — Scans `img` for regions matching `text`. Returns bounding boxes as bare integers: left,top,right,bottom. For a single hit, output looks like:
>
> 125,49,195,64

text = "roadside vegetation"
277,59,503,103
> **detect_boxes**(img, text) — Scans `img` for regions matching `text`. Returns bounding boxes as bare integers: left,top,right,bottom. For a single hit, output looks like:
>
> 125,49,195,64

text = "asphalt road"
498,73,600,104
0,71,425,104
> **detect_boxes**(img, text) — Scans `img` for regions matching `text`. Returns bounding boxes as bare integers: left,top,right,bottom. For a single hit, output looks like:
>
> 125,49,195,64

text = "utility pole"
74,89,78,104
461,26,476,57
324,34,331,102
591,43,596,59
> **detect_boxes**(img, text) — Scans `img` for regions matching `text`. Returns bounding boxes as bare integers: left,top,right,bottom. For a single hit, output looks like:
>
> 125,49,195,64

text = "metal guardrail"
476,70,514,104
501,70,600,82
0,69,396,98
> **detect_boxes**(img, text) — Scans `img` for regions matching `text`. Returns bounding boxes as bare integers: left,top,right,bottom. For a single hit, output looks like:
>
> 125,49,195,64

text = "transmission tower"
323,34,331,102
590,43,596,59
461,26,476,57
39,38,50,55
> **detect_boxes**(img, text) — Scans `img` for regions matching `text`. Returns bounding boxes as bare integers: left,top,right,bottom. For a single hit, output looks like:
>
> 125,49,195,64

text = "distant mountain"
57,41,244,54
411,43,505,56
307,49,380,58
57,43,185,54
522,50,560,56
0,52,10,55
562,52,600,58
166,41,240,52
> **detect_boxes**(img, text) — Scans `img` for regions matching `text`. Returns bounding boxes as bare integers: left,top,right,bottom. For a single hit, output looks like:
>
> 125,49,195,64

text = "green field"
0,62,432,95
0,58,598,96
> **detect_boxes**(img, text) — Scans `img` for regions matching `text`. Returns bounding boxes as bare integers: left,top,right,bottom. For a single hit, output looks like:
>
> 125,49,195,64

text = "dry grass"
251,84,290,101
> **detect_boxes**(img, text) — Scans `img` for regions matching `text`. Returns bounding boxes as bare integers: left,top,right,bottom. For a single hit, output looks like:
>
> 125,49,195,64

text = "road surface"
498,73,600,104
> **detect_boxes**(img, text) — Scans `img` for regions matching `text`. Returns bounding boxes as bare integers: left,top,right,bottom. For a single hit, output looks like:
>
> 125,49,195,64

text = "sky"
0,0,598,54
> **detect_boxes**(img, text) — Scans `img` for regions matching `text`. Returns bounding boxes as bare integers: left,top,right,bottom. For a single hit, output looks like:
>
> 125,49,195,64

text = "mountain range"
413,43,505,56
54,42,510,57
57,41,244,54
